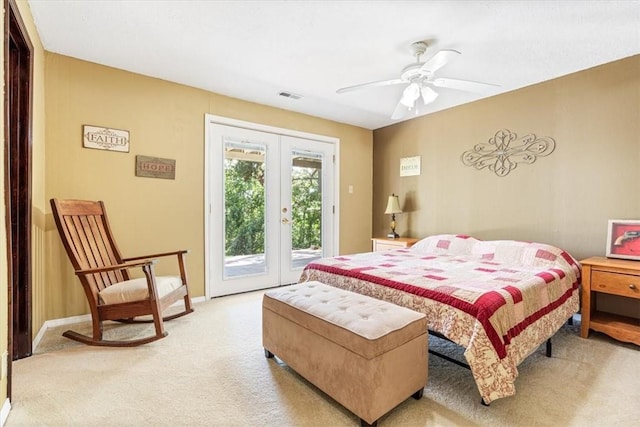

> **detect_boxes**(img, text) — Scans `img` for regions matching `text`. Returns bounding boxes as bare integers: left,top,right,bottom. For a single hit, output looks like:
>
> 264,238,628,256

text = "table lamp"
384,194,402,238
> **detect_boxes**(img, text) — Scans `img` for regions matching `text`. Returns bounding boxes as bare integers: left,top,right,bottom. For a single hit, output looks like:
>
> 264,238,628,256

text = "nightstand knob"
630,284,637,290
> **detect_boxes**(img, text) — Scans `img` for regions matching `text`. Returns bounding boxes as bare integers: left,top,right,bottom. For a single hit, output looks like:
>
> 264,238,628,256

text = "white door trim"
204,114,340,299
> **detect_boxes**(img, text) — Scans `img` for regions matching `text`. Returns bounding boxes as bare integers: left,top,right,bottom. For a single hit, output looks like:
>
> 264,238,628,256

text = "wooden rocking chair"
50,198,194,346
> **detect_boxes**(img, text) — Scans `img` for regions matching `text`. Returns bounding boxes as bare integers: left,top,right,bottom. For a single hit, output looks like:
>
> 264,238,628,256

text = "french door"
207,120,335,297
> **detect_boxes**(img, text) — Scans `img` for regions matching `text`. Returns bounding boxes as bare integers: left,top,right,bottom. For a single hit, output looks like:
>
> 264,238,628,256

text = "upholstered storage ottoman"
262,281,428,427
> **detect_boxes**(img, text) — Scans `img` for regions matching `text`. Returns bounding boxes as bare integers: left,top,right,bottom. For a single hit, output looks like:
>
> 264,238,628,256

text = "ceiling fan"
336,41,499,120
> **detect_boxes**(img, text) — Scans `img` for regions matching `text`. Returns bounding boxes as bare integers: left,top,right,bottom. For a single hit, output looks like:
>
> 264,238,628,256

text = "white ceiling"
28,1,640,130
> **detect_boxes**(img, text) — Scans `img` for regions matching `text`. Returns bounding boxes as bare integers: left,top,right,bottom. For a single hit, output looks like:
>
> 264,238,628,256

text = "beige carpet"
6,289,640,426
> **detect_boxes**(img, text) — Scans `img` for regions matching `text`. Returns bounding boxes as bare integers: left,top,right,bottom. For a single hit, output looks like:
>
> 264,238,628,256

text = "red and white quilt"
300,234,581,403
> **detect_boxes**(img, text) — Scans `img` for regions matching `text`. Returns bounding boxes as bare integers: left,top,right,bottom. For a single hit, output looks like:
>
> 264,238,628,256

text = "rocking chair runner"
50,198,194,346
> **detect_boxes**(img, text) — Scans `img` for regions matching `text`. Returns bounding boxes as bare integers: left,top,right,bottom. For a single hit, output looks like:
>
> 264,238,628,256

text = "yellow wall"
373,55,639,258
373,55,640,315
44,53,373,319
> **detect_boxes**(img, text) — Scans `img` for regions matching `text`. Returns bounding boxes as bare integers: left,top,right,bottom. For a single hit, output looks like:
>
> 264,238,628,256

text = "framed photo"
606,219,640,260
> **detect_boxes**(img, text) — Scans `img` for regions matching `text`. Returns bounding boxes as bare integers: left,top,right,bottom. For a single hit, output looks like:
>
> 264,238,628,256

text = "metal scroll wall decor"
461,129,555,177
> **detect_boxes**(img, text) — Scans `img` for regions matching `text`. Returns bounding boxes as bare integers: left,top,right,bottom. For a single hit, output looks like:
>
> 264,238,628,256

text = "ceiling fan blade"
432,77,500,94
336,78,404,94
391,100,408,120
399,83,420,107
419,49,460,74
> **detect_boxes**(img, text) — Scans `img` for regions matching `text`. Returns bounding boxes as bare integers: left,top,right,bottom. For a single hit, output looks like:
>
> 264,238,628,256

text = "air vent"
278,91,302,100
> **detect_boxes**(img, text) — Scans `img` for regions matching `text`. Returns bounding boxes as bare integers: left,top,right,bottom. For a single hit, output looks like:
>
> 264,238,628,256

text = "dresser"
580,256,640,345
371,237,419,252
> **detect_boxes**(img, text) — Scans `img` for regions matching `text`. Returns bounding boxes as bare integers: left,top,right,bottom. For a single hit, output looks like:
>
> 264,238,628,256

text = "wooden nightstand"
580,256,640,345
371,237,419,252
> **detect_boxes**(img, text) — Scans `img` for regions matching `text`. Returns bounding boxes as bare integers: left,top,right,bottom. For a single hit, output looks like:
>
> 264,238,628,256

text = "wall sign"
135,155,176,180
83,125,130,152
400,156,421,177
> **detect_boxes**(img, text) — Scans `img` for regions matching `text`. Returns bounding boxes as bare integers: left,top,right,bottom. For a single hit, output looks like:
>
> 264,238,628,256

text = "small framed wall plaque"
135,155,176,180
83,125,130,152
400,156,421,177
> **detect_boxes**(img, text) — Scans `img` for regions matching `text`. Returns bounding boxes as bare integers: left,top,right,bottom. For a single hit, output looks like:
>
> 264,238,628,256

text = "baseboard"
0,398,10,426
190,296,206,305
32,313,92,351
32,296,207,352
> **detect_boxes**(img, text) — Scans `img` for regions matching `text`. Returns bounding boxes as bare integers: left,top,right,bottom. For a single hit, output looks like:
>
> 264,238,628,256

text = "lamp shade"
384,194,402,214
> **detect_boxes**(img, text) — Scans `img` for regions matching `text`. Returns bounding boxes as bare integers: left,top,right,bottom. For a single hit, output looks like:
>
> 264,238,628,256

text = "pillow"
411,234,479,255
472,239,575,269
412,235,575,270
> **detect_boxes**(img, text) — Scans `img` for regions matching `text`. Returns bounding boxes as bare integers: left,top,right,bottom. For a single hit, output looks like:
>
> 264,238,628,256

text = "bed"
299,234,581,403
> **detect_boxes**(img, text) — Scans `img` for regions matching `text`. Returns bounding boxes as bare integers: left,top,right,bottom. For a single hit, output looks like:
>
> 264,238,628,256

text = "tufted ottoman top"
263,281,427,359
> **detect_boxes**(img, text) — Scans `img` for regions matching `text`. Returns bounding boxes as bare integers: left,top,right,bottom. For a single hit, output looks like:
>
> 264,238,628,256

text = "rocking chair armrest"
123,249,190,262
75,259,158,276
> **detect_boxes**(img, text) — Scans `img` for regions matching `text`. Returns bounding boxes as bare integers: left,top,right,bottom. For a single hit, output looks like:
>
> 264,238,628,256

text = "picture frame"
606,219,640,260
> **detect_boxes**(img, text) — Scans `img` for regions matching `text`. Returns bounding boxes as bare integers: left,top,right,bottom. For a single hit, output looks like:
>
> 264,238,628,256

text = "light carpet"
6,289,640,426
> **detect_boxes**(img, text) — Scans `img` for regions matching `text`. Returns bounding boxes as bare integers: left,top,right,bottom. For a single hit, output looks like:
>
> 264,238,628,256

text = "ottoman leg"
412,387,424,400
264,348,274,358
361,419,378,427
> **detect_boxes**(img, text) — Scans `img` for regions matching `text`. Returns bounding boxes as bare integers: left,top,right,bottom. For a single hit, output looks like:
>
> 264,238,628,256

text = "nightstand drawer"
371,237,419,252
375,242,402,251
592,271,640,299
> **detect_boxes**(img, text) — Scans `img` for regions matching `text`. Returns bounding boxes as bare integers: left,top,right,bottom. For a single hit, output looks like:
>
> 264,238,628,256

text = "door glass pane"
224,139,267,278
290,150,323,269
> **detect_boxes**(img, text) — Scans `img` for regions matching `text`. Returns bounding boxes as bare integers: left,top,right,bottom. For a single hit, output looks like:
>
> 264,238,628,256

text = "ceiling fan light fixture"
335,41,498,121
420,85,438,105
399,82,420,108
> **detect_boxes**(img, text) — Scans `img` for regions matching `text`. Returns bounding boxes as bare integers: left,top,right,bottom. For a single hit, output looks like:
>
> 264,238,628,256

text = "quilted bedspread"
300,234,581,403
